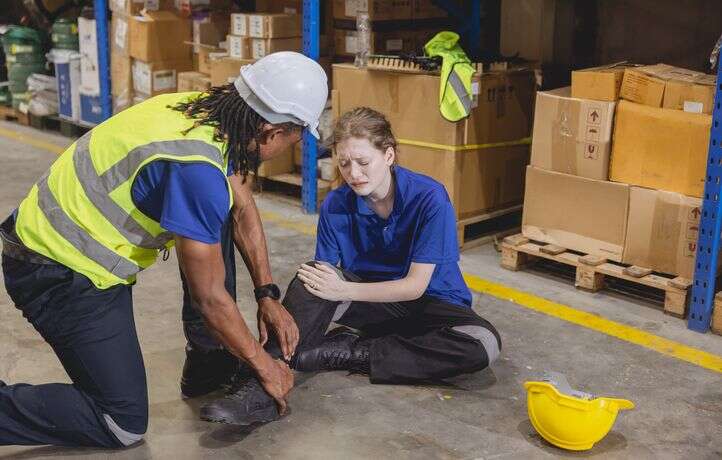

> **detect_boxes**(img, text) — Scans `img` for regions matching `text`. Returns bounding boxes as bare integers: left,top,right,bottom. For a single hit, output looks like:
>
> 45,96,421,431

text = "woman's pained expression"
336,137,395,197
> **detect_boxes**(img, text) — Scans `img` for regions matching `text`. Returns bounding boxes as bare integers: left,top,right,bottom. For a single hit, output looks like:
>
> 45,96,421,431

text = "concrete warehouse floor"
0,120,720,460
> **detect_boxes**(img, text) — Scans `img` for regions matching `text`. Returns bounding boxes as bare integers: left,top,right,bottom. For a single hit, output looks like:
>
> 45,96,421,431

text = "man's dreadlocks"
171,83,299,177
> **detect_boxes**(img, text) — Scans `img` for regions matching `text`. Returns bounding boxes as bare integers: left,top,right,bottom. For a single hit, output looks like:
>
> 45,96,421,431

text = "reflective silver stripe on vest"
36,176,141,279
100,139,224,190
447,69,472,116
73,133,172,249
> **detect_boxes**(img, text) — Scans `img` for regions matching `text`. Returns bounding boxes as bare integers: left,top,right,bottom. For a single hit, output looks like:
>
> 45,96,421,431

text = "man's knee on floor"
452,325,501,368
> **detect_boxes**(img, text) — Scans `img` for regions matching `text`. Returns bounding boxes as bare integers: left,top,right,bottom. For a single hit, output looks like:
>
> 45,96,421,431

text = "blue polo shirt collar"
355,167,407,219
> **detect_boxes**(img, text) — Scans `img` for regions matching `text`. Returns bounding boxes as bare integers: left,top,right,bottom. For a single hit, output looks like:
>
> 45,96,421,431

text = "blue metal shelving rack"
688,61,722,333
94,0,112,121
301,0,320,214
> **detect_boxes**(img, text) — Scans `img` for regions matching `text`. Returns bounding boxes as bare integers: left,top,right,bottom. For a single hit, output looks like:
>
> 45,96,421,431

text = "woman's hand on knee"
297,262,352,302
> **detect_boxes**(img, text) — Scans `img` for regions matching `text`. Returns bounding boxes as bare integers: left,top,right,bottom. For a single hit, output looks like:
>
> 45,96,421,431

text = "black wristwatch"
254,283,281,301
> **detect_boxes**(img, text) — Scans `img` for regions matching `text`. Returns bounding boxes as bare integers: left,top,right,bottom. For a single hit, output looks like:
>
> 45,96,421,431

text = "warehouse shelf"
689,61,722,333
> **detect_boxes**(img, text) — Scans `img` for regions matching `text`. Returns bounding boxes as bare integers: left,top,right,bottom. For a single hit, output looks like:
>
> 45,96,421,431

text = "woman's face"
336,136,395,198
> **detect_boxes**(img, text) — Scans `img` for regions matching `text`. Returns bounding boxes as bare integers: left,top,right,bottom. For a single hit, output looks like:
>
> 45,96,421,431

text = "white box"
78,17,100,94
230,14,248,36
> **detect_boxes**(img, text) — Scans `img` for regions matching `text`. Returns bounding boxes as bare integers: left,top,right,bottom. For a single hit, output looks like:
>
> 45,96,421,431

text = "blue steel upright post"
688,61,722,332
301,0,320,213
94,0,112,121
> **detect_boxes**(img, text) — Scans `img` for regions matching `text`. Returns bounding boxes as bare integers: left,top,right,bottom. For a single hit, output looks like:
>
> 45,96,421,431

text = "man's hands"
257,298,299,361
297,263,351,302
249,349,294,414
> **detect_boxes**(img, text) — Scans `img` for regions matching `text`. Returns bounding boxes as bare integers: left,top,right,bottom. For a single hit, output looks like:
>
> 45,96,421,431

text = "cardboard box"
333,29,415,56
251,37,303,59
197,46,221,74
530,87,615,180
333,63,536,147
620,64,716,113
129,11,192,62
398,144,529,219
609,101,712,198
111,14,131,54
228,35,252,59
258,147,294,177
333,0,413,21
177,70,207,91
230,13,248,36
111,50,133,101
193,76,212,91
413,0,448,19
209,56,253,86
623,187,702,278
192,12,229,53
247,14,301,39
663,76,716,114
110,0,173,15
132,58,194,96
78,17,100,94
522,166,630,262
268,0,303,14
571,63,634,101
500,0,555,63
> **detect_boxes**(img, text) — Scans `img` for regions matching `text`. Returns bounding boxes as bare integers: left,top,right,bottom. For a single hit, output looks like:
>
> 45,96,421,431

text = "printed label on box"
248,16,263,38
688,207,702,221
683,101,704,113
145,0,159,10
229,36,246,58
284,7,298,14
684,241,697,257
132,62,151,94
587,107,602,125
345,0,357,16
153,70,176,91
252,40,267,59
231,14,247,36
686,222,700,239
114,18,128,50
345,35,358,54
584,143,599,160
111,0,125,10
585,126,600,142
386,39,403,51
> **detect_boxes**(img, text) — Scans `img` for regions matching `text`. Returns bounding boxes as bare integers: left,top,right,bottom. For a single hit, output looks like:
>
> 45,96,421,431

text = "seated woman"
202,107,502,425
292,107,501,383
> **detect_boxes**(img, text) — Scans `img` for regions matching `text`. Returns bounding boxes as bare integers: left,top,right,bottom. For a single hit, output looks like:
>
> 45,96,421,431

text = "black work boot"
293,327,371,373
199,377,280,425
180,343,239,398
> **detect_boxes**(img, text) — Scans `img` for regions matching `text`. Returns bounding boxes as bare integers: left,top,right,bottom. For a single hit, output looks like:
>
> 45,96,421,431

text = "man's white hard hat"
234,51,328,139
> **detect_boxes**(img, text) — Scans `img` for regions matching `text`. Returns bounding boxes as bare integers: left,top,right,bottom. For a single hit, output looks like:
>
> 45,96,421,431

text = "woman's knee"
452,324,501,368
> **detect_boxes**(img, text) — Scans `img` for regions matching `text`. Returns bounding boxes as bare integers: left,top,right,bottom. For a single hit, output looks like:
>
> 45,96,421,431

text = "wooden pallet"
458,205,522,251
0,105,29,125
500,234,692,318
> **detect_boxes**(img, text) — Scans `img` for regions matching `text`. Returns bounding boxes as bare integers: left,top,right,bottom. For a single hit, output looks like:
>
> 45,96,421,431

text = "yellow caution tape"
396,136,532,152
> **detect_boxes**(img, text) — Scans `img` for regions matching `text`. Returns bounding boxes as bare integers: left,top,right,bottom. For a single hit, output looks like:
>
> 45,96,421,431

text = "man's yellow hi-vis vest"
15,92,233,289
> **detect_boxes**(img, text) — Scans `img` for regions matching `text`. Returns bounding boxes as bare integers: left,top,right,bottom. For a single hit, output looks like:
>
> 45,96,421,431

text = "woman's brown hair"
328,107,398,164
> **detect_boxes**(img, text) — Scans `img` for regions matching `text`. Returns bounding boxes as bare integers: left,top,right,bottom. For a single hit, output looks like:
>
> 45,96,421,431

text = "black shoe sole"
199,404,281,425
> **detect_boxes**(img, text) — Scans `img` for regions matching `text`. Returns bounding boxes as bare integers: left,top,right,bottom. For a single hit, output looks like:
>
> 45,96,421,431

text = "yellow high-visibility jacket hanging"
424,31,475,122
14,92,233,289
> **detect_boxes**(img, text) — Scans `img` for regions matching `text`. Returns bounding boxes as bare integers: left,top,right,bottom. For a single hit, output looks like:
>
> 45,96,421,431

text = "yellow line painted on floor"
0,127,66,155
463,274,722,374
2,125,721,374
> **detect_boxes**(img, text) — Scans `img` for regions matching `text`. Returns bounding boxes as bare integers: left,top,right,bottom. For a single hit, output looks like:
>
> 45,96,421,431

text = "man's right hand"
252,351,294,414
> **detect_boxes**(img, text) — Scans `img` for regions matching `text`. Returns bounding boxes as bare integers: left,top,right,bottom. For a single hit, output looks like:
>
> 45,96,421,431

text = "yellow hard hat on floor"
524,372,634,451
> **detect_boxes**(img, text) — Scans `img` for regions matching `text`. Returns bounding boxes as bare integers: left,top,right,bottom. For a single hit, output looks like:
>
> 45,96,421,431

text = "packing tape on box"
551,97,580,175
647,195,683,274
395,137,531,152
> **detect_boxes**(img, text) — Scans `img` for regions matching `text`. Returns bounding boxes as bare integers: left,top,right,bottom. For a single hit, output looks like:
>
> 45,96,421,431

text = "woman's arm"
297,262,436,303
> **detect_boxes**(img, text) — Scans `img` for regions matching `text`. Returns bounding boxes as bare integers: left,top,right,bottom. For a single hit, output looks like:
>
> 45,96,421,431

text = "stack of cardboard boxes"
333,63,537,221
523,63,715,279
332,0,448,59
